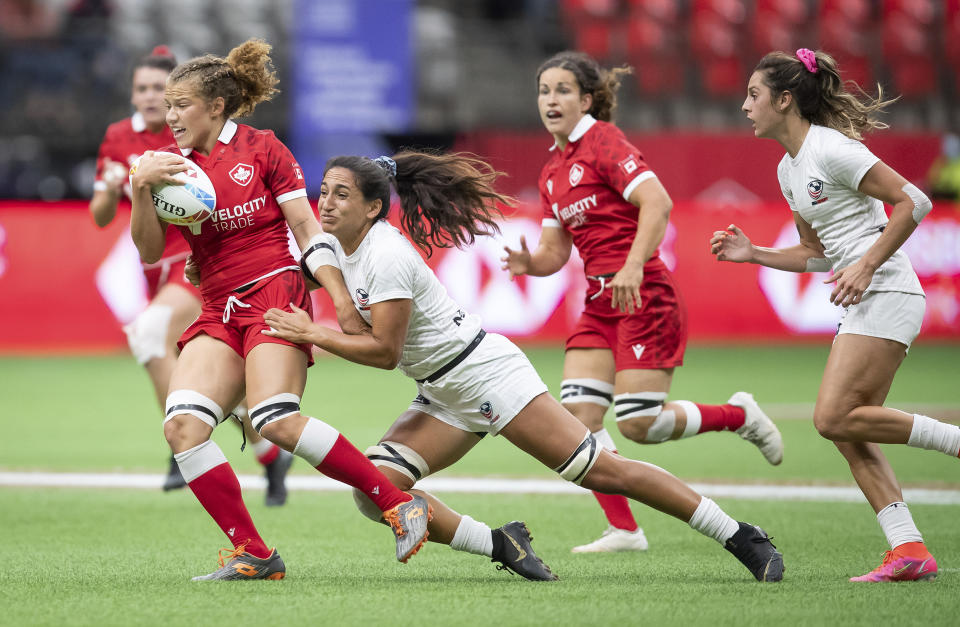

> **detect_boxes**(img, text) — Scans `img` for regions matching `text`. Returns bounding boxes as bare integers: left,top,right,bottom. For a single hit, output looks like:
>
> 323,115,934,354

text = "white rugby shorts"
836,290,925,348
408,332,548,435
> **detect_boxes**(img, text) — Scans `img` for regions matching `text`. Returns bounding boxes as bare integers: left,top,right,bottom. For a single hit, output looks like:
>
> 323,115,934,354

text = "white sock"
251,438,275,458
293,417,340,467
449,515,494,557
877,501,923,549
688,496,739,544
593,428,618,452
907,413,960,457
173,440,227,483
674,400,702,438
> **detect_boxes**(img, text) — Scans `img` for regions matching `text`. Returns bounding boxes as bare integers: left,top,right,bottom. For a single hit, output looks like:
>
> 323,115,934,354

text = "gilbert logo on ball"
129,154,217,227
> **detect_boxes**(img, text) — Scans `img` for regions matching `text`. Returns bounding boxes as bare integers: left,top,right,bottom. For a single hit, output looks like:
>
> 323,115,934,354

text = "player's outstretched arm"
264,298,410,370
501,226,572,279
711,216,827,273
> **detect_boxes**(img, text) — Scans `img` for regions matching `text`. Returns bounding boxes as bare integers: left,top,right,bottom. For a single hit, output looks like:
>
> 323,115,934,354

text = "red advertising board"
0,200,958,352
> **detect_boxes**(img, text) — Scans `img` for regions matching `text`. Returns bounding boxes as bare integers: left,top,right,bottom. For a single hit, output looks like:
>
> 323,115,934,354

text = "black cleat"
162,455,187,492
491,521,558,581
724,522,784,582
264,449,294,507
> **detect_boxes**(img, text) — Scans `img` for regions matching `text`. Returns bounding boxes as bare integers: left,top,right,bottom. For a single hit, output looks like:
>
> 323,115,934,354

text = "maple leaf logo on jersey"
569,163,584,187
229,163,254,187
619,156,639,176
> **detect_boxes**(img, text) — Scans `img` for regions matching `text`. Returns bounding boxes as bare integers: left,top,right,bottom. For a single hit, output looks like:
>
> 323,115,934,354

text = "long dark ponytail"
325,151,513,256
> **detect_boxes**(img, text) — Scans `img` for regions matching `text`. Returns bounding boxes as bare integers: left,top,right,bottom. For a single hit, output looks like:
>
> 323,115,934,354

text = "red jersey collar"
549,114,597,151
179,119,238,156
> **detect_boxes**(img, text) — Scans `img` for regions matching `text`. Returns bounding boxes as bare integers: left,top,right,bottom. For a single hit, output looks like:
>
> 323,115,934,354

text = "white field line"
1,472,959,505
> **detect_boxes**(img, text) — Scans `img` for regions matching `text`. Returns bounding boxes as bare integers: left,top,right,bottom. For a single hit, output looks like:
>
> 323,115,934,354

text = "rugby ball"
129,154,216,226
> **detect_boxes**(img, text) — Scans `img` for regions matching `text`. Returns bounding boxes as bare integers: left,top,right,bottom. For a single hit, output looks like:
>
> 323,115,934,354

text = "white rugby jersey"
777,124,923,295
318,221,482,380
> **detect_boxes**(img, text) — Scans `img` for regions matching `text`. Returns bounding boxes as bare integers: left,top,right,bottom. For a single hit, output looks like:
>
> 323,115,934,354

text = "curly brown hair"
324,151,514,257
754,50,897,140
536,51,632,122
168,38,279,118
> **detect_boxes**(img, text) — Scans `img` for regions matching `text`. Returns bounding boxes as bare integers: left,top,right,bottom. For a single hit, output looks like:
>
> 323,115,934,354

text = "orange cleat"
850,543,938,582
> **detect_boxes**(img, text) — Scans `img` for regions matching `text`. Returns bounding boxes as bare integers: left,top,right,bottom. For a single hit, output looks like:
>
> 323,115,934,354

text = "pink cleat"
849,546,938,582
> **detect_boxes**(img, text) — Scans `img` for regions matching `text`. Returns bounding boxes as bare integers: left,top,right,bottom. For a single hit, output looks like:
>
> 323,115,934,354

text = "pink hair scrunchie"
796,48,818,74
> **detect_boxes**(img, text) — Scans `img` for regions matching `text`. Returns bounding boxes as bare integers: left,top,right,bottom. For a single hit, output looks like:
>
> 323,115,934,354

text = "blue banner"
290,0,414,193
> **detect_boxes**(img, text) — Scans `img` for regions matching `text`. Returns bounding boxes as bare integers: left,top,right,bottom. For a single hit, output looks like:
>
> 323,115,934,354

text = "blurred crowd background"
0,0,958,201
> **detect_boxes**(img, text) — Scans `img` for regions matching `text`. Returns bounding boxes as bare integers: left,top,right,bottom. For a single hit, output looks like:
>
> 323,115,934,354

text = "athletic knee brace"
364,441,430,483
554,431,601,485
250,393,301,433
615,392,671,443
165,390,225,429
560,378,614,408
123,304,172,365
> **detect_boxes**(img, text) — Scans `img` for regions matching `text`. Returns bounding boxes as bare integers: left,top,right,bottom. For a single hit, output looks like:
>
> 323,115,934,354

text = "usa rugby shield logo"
807,179,824,200
569,163,584,187
479,401,499,424
356,288,370,310
229,163,254,187
807,179,829,205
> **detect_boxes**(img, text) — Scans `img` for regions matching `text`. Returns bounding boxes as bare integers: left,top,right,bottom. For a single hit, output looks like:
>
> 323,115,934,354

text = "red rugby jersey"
163,120,307,302
95,112,189,262
538,115,660,277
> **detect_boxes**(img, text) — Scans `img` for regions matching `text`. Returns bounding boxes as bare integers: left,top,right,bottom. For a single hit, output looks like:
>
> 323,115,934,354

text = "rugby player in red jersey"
90,46,293,504
129,39,430,580
502,51,784,553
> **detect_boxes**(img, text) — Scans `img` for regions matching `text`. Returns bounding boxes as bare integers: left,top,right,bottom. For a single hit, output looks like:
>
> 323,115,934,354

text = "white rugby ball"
129,154,216,226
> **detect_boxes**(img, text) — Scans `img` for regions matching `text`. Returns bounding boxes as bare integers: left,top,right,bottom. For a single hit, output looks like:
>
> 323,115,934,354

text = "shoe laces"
383,505,405,537
878,550,895,567
216,540,250,567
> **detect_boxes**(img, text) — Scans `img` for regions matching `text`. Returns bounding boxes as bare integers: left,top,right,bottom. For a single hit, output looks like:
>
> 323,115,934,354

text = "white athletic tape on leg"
293,417,340,467
554,431,601,485
250,393,301,433
674,400,702,438
561,378,614,408
614,392,667,422
123,304,173,365
592,428,617,451
165,390,224,428
173,440,227,483
364,441,430,482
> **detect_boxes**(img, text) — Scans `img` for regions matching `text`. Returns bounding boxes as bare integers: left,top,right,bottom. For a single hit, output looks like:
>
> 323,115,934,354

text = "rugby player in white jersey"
712,48,959,582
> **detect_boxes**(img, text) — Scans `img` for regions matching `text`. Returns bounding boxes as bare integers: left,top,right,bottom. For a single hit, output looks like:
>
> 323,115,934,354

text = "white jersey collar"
179,119,239,156
549,114,597,151
131,112,146,133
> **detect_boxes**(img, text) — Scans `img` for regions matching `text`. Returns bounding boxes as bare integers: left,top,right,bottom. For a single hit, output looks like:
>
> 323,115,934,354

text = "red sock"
256,443,280,466
187,462,271,559
696,403,745,433
316,435,410,511
592,491,638,531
